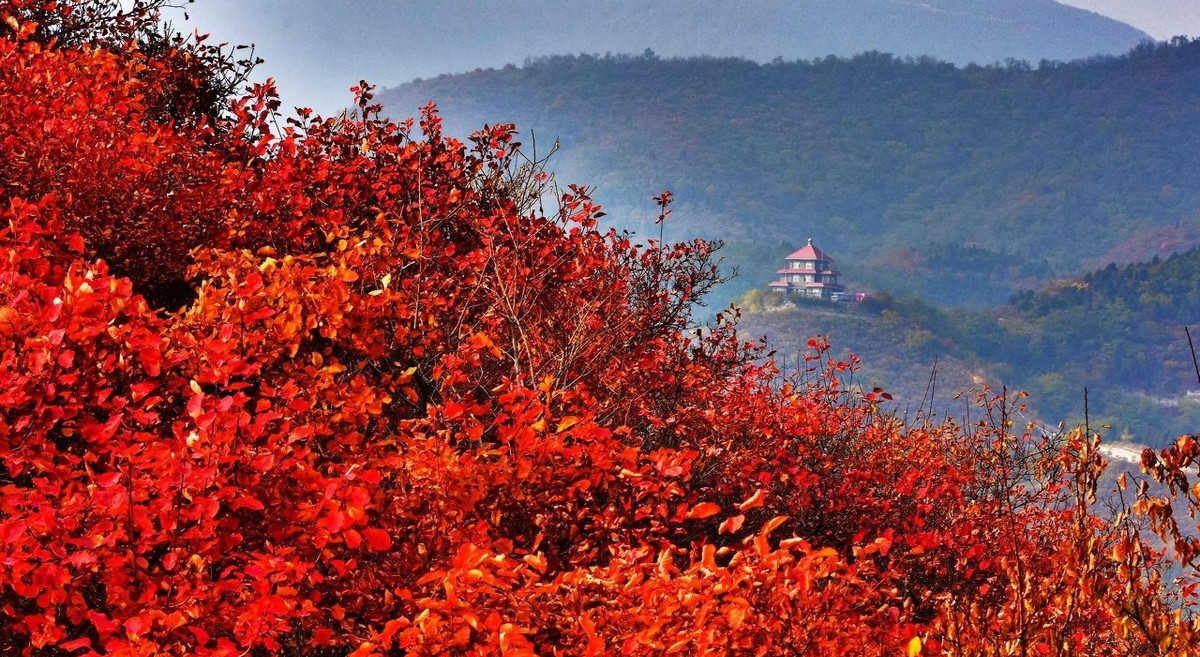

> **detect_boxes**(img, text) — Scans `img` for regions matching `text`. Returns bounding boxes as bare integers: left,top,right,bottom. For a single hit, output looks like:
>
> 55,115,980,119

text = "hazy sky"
169,1,1199,114
1057,0,1200,39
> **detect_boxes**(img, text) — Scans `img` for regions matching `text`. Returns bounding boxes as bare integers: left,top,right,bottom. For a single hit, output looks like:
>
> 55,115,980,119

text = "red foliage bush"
2,2,1199,655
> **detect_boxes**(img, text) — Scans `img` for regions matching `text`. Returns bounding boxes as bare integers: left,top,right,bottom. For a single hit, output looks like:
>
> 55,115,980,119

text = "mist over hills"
378,39,1200,308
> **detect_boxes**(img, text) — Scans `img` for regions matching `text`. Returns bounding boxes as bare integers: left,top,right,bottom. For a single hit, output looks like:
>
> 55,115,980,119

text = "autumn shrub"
2,2,1199,656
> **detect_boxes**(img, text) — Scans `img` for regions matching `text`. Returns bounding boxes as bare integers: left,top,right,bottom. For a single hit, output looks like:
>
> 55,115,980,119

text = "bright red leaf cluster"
2,2,1200,656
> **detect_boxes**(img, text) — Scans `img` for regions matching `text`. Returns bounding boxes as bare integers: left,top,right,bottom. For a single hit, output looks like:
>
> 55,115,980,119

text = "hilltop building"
768,238,847,300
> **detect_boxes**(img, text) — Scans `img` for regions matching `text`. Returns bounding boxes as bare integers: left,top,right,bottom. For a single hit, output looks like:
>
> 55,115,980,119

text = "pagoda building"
767,238,846,300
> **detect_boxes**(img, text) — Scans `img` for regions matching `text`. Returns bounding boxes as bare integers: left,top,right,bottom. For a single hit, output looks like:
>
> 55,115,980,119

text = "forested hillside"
740,247,1200,447
380,39,1200,307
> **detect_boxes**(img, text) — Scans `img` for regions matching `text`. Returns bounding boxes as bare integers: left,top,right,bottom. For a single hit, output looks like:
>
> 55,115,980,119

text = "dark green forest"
379,38,1200,308
740,246,1200,448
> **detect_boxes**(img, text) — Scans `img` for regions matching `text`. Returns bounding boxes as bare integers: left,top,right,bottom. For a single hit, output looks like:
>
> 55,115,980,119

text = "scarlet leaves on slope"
2,3,1198,656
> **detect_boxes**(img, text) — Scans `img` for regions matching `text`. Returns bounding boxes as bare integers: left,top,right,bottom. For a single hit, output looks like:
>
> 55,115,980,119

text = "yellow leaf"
907,636,922,657
522,553,547,574
556,416,579,433
666,639,690,654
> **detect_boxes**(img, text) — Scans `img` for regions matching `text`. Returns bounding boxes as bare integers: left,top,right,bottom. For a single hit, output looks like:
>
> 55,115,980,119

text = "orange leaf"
760,515,788,537
416,570,446,586
737,488,766,511
687,502,721,520
718,514,745,534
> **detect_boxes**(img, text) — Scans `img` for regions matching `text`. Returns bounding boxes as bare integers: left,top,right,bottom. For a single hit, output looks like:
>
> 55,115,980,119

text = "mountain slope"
739,246,1200,447
379,39,1200,307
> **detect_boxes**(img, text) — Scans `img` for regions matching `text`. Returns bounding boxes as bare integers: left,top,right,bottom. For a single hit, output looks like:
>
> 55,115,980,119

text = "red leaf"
363,528,391,552
66,551,95,567
188,626,210,645
2,519,27,544
231,495,265,511
379,618,406,645
186,393,204,419
252,452,275,472
124,616,145,638
318,510,347,534
312,627,334,646
686,502,721,520
58,638,91,652
129,381,157,398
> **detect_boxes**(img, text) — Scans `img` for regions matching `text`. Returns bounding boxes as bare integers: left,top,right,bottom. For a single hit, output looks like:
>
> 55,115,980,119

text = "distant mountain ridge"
378,38,1200,308
382,0,1151,72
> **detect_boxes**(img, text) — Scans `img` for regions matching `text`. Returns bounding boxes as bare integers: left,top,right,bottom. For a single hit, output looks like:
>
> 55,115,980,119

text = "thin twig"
1084,387,1090,438
918,357,938,427
1186,326,1200,384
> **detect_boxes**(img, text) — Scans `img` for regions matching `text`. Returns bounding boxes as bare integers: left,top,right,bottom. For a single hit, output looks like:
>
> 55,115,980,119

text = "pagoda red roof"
784,238,835,263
